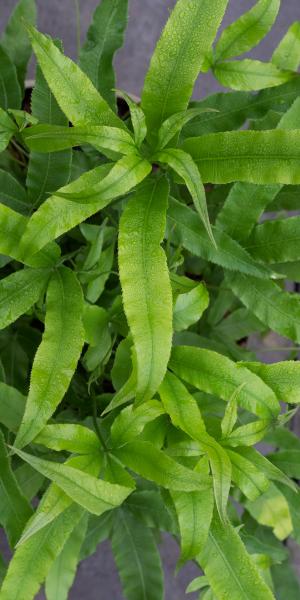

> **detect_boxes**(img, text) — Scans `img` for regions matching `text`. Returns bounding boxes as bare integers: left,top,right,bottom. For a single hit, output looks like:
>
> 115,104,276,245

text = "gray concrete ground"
1,0,300,598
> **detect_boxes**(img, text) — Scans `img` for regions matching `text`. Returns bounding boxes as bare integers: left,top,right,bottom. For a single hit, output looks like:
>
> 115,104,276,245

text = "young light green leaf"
245,216,300,264
227,449,269,501
119,176,172,404
245,483,292,540
169,346,280,419
141,0,229,145
155,148,215,246
15,267,84,449
26,39,72,207
0,431,33,548
1,0,36,87
159,372,231,522
110,400,165,448
223,419,272,448
168,198,274,279
0,45,21,109
186,576,209,594
26,24,124,129
183,129,300,184
23,124,136,157
172,488,214,564
34,424,100,454
235,447,296,492
215,0,280,61
272,22,300,71
0,268,49,330
156,107,218,150
79,0,128,109
116,90,147,148
227,272,300,343
45,513,88,600
114,440,211,492
11,447,133,515
20,156,151,258
221,384,245,438
111,508,163,600
243,361,300,404
173,283,209,332
0,503,84,600
14,463,44,502
214,59,293,91
199,511,276,600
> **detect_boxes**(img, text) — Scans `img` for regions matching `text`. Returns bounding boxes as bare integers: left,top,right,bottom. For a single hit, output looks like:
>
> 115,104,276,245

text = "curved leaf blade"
272,22,300,71
0,268,49,330
214,59,293,91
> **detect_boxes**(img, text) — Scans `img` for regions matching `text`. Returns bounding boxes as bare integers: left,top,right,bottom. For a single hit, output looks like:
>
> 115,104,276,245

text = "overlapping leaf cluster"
1,0,300,598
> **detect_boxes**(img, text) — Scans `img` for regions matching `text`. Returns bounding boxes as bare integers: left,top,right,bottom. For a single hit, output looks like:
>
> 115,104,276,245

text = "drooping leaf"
114,440,211,492
141,0,229,145
0,268,50,330
243,361,300,404
1,0,36,88
214,0,280,61
34,424,100,454
0,431,33,548
20,156,151,258
267,450,300,479
111,508,164,600
199,511,275,600
159,372,231,522
235,447,296,492
119,176,172,404
183,129,300,184
0,46,21,109
11,447,133,516
245,483,292,540
245,216,300,264
80,512,113,560
168,198,275,279
227,272,300,343
172,487,214,564
272,22,300,71
15,267,84,449
79,0,128,109
115,90,147,148
45,513,88,600
226,449,269,501
155,148,215,245
169,346,280,419
214,59,293,91
173,283,209,332
26,24,124,129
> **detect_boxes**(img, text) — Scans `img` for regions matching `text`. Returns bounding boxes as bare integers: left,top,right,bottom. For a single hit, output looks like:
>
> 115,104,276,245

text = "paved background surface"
1,1,300,598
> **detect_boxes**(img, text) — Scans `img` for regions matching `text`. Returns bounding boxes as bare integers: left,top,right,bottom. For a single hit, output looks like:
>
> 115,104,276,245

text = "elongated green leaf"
225,419,272,448
0,46,21,109
112,508,163,600
215,308,265,341
0,382,25,432
45,513,88,600
214,59,293,91
159,372,231,521
276,482,300,545
141,0,229,145
168,198,275,279
0,108,17,152
272,22,300,71
245,483,292,540
14,463,44,502
245,216,300,263
23,124,136,157
34,424,100,454
0,169,29,214
18,455,101,546
0,203,60,268
80,0,128,109
215,0,280,61
183,129,300,184
172,487,214,564
221,385,244,438
119,176,172,403
0,503,84,600
173,283,209,332
235,447,296,491
1,0,36,87
169,346,280,419
80,512,113,560
227,272,300,343
110,401,164,448
227,449,269,501
155,148,215,245
115,90,147,148
268,450,300,479
20,156,151,258
26,24,124,129
114,440,211,492
15,267,84,449
243,361,300,404
157,107,217,150
26,39,72,207
12,447,133,515
0,431,32,547
199,511,275,600
0,268,49,330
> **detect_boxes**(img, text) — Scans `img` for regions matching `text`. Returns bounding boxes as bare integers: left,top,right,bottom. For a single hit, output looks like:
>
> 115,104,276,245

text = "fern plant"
1,0,300,598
